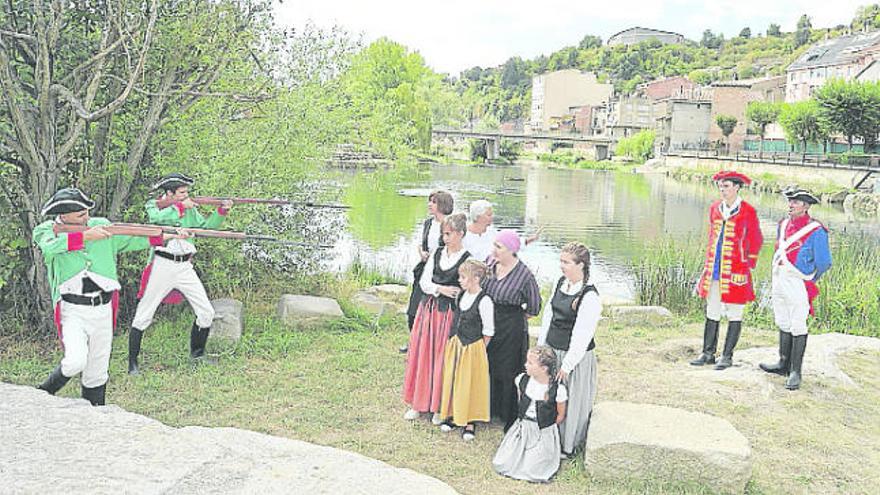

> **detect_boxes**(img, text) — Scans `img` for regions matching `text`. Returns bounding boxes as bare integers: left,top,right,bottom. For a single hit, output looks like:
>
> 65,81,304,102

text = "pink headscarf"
495,229,521,254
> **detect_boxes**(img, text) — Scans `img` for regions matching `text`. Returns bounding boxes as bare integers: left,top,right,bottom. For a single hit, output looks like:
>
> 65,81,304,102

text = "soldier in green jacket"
128,173,232,374
34,188,180,405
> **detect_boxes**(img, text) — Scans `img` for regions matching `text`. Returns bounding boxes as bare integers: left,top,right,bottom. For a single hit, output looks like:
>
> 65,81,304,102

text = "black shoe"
690,319,719,366
785,335,808,390
37,364,70,395
190,321,210,360
398,345,409,354
760,331,792,376
129,328,144,375
81,383,106,406
714,321,742,370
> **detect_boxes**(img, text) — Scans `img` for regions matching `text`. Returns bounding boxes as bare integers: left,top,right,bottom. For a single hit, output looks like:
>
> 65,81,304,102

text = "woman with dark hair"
537,242,601,458
484,229,542,431
401,190,454,353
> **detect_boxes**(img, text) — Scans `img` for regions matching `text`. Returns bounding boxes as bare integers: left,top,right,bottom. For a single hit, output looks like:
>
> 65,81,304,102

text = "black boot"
81,383,106,406
785,335,808,390
37,364,70,395
714,321,743,370
760,331,792,376
128,328,144,375
690,319,719,366
190,321,210,359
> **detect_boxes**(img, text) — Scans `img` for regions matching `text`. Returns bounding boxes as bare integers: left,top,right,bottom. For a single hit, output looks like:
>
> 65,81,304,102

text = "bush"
614,129,656,162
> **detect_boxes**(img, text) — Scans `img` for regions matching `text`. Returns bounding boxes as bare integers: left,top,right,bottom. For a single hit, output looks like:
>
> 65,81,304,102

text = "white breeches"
131,256,215,330
705,281,745,322
60,301,113,388
771,269,810,336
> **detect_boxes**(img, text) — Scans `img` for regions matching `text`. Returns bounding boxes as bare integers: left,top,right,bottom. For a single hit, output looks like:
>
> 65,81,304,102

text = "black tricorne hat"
152,173,195,192
783,188,819,205
41,188,96,216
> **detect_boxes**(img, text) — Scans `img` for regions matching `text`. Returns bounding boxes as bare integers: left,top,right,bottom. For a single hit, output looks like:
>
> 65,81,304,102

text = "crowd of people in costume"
32,168,831,483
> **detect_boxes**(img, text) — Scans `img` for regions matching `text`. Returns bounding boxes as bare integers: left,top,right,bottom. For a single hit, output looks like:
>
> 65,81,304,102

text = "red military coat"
697,199,763,304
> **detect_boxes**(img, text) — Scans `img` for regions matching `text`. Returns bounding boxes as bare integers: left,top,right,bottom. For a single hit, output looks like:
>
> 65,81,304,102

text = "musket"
53,222,334,249
155,196,350,210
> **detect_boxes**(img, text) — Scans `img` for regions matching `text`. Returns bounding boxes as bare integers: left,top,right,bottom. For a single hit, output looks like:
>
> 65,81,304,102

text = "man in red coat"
690,171,764,370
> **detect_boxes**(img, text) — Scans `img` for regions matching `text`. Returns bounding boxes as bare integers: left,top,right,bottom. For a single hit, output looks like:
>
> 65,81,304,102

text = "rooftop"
788,31,880,71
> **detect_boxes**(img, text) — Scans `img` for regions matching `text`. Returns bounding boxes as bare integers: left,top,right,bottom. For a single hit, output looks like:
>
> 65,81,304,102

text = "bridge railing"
664,149,880,171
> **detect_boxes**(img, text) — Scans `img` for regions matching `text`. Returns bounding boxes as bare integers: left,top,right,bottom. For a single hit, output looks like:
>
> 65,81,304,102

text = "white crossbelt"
772,219,821,281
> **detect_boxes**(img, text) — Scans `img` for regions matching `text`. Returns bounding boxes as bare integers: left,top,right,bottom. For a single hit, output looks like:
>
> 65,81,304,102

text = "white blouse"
515,373,569,418
418,247,468,297
458,289,496,337
537,279,602,374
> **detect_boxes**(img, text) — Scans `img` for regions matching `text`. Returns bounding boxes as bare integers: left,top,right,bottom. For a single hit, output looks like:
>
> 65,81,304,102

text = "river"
322,162,879,300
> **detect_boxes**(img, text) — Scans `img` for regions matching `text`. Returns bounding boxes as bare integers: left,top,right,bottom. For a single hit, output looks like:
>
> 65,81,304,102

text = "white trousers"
705,281,745,322
60,300,113,388
131,256,215,330
772,268,810,336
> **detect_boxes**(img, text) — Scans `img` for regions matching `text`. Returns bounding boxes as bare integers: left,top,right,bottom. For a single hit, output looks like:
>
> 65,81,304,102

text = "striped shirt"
484,259,542,316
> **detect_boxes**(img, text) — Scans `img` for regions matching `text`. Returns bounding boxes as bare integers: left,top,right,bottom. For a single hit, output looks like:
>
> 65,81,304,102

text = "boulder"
353,291,387,316
605,305,673,325
211,298,244,342
585,401,751,494
368,284,411,304
0,383,457,494
277,295,343,325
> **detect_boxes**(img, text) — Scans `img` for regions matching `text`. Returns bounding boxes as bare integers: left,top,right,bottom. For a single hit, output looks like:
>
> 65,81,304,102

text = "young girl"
403,213,470,423
493,345,568,483
537,242,601,458
438,259,494,441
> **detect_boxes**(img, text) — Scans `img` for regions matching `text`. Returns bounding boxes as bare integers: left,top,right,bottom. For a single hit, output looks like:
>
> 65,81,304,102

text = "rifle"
155,196,349,210
53,222,334,249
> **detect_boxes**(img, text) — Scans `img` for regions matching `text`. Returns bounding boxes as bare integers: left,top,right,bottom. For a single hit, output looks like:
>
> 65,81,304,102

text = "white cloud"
275,0,870,75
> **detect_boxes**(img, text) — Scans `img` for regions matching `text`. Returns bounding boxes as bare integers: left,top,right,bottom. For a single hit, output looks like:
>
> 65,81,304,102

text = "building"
607,27,685,47
606,95,654,138
529,70,614,132
654,96,713,152
785,31,880,102
638,76,696,101
709,76,785,152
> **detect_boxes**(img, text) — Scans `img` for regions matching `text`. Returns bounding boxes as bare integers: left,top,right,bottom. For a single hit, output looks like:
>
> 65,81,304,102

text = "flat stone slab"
367,284,410,303
690,332,880,389
277,294,343,324
586,401,751,494
605,305,673,325
0,383,456,494
353,290,387,315
211,298,244,342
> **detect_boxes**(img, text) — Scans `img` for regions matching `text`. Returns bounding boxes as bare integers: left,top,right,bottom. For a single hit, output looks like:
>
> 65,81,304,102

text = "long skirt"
439,337,490,426
554,348,597,454
403,296,455,413
487,304,528,427
493,419,561,483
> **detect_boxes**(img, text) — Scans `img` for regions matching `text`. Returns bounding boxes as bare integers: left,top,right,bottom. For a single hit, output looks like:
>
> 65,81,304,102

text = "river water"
323,162,879,300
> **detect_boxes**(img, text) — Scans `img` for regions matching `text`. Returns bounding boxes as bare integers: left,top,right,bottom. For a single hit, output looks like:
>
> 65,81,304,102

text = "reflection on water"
327,164,880,300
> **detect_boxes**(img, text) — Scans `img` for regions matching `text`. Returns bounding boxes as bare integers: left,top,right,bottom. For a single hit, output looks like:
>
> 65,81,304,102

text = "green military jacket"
145,199,227,230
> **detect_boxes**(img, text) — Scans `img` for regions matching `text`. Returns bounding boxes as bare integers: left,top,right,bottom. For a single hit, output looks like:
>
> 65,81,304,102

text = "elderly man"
760,189,831,390
691,171,763,370
463,200,539,263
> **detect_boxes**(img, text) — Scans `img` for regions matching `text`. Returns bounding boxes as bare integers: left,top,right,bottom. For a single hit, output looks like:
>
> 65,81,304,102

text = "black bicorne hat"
152,173,195,192
41,188,96,216
783,188,819,205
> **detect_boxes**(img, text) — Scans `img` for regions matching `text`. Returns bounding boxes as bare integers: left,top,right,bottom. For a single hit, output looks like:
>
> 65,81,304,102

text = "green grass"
2,301,878,494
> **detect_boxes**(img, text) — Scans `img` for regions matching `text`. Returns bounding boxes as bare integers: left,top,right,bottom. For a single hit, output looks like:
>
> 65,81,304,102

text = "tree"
814,79,880,150
715,115,738,152
778,101,822,154
852,4,880,31
746,101,781,157
701,30,722,49
795,15,812,47
739,27,752,39
0,0,268,325
614,129,655,162
767,23,782,37
579,35,603,50
500,57,529,90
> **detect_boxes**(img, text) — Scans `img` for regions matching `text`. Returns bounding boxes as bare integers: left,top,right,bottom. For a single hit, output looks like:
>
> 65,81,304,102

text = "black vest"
516,375,559,429
546,277,598,352
452,291,486,346
431,248,470,311
413,218,445,279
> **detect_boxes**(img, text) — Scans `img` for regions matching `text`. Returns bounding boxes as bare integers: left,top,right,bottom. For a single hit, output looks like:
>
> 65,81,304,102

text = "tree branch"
103,73,272,103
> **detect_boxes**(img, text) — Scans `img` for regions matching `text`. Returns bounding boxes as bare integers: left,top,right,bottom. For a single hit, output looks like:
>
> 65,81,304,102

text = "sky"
275,1,873,76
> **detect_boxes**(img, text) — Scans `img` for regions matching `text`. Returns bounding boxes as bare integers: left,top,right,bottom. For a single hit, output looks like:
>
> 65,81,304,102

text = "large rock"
277,295,343,325
605,305,673,325
0,383,456,494
368,284,411,303
585,401,751,494
211,298,244,342
353,290,387,315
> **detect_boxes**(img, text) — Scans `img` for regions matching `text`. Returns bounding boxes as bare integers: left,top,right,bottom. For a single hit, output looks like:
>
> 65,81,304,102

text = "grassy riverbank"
2,271,878,494
665,166,844,196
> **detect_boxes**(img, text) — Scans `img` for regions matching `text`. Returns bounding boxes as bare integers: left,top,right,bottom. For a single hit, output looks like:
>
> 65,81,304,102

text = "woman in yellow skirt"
439,259,494,441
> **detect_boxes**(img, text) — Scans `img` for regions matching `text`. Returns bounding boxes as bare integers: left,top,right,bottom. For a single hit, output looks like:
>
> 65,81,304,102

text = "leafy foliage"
615,129,656,162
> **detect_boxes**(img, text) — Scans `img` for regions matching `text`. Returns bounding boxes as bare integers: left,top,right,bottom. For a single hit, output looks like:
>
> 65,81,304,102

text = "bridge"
431,127,614,160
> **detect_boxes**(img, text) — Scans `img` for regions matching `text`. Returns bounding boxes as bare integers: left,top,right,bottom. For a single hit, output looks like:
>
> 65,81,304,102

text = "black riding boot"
714,321,743,370
37,364,70,395
81,383,106,406
190,321,210,359
690,319,719,366
128,328,144,375
760,331,792,376
785,335,808,390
